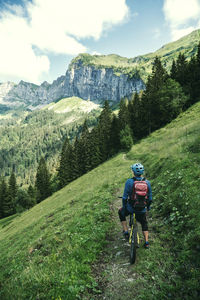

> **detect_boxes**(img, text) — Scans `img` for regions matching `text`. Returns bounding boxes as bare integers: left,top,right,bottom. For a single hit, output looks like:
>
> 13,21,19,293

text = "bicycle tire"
130,227,137,264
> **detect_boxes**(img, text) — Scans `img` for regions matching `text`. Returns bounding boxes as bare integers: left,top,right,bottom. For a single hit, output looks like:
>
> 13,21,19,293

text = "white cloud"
163,0,200,26
0,12,50,83
171,26,197,41
163,0,200,41
0,0,129,83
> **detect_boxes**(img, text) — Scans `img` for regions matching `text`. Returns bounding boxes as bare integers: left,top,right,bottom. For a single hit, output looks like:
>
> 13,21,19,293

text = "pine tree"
73,136,83,177
66,142,76,181
119,124,133,152
58,134,80,187
109,114,120,155
98,101,112,162
58,136,71,188
0,178,5,218
79,120,91,173
8,172,17,204
174,53,188,86
170,59,177,79
0,178,15,217
118,99,130,132
27,185,36,207
140,57,168,135
156,78,188,127
35,157,52,203
70,143,79,181
89,127,102,168
129,92,141,140
149,56,168,90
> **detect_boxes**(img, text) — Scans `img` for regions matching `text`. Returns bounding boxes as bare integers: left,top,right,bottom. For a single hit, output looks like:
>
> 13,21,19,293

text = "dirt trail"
91,154,154,300
93,196,146,300
122,153,128,161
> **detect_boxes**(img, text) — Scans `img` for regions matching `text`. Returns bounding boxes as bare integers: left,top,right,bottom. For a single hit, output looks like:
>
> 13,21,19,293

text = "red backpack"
131,177,148,210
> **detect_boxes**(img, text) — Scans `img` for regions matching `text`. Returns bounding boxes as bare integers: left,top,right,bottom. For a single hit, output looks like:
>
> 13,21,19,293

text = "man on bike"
118,163,152,249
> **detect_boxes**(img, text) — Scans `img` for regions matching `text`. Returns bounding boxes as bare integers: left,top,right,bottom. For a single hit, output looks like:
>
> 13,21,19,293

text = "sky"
0,0,200,85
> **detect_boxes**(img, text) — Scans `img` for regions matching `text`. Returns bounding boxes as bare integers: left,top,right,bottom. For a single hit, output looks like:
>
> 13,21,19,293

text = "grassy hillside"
43,96,100,116
70,29,200,80
0,101,199,299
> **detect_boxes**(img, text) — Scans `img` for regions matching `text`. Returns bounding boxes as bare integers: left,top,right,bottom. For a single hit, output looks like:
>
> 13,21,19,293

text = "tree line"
1,43,200,219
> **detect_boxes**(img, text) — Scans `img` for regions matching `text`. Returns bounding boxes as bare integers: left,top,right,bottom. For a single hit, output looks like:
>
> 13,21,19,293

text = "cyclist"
118,163,152,249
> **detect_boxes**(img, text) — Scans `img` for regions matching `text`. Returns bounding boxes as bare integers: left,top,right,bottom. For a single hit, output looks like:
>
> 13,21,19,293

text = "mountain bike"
129,212,140,264
118,197,140,264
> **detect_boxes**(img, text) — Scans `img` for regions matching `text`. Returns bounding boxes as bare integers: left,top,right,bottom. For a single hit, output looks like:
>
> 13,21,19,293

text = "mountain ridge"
70,29,200,75
0,29,199,111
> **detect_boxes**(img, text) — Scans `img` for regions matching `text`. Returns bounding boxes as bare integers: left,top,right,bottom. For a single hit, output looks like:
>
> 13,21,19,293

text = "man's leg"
136,213,149,248
118,207,129,239
122,220,128,232
143,230,148,242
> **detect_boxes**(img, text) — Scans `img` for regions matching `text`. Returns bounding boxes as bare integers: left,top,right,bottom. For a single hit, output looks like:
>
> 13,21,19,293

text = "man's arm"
122,179,132,207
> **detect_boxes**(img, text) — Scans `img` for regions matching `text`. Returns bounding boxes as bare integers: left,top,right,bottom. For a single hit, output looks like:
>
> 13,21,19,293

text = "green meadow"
0,102,200,299
43,97,100,114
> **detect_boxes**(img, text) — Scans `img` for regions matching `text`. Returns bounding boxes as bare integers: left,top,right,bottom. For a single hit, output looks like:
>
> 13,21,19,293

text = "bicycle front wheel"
130,227,137,264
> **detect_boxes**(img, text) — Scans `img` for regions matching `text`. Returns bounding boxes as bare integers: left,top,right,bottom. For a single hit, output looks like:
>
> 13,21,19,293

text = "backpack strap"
131,178,136,200
133,177,146,181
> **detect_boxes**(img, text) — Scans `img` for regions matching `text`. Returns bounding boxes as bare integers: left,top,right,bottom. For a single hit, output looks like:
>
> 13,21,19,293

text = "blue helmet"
131,163,144,175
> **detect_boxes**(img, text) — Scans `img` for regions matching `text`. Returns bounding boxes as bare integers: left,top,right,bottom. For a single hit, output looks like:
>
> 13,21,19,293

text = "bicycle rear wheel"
130,227,137,264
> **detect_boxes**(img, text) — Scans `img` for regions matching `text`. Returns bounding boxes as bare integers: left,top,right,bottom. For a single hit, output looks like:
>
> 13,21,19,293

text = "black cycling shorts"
118,207,148,231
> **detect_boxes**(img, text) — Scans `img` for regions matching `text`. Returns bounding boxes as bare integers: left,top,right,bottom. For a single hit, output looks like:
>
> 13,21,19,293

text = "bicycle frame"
118,196,140,264
129,212,140,264
129,213,140,246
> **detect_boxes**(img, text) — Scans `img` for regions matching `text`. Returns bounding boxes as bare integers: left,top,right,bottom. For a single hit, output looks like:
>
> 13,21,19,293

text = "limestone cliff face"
0,60,145,109
63,61,145,102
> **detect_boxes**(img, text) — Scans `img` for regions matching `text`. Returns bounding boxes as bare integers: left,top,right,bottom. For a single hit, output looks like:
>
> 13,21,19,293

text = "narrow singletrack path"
93,195,150,300
122,153,128,161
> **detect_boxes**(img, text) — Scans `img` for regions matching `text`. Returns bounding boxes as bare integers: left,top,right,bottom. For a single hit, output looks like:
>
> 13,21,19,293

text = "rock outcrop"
0,59,145,109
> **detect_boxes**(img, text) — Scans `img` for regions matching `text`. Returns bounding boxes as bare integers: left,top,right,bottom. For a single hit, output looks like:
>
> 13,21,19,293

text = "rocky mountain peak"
0,58,144,110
